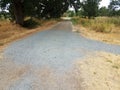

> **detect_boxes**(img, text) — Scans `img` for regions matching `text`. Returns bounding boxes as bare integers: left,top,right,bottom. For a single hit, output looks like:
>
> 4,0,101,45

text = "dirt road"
1,21,120,90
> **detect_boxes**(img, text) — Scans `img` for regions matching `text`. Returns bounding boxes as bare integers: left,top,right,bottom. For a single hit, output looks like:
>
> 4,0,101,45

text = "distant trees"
69,0,81,13
81,0,101,18
0,11,10,19
108,0,120,16
98,0,120,16
68,0,120,18
98,7,109,16
109,0,120,10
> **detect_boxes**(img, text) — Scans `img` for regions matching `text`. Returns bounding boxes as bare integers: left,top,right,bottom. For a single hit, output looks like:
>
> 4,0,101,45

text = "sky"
99,0,110,7
69,0,111,11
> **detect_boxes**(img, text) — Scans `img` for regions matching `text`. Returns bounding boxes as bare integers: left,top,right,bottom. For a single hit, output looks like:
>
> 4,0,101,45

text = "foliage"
108,0,120,10
23,0,69,19
64,10,75,17
108,0,120,16
69,0,81,13
0,11,10,20
0,0,81,26
98,7,109,16
81,0,101,19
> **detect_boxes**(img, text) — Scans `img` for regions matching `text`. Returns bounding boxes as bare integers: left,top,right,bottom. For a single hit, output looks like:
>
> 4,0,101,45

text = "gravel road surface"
3,21,120,90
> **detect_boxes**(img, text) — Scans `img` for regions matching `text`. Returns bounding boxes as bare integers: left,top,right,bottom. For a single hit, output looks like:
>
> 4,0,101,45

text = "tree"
0,11,10,19
108,0,120,16
12,0,24,25
35,0,69,18
35,0,81,18
98,7,109,16
0,0,81,26
0,0,24,25
81,0,101,19
69,0,81,13
109,0,120,10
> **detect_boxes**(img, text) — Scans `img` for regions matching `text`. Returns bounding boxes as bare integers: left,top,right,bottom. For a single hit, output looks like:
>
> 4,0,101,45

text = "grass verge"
72,17,120,45
72,17,120,33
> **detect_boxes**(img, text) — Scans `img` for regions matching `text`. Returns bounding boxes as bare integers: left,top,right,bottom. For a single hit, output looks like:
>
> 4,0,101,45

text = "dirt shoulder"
75,52,120,90
0,20,58,50
73,25,120,45
0,58,30,89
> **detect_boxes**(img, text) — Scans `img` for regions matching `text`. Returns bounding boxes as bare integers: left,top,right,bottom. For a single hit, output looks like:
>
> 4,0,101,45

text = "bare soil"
75,52,120,90
0,59,30,90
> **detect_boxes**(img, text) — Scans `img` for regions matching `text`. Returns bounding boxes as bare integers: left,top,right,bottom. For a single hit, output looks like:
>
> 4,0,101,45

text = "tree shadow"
23,18,40,29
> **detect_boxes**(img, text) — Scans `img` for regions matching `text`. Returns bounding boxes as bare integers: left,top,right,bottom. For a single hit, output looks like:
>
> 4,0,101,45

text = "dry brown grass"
72,17,120,33
73,25,120,45
72,17,120,45
75,52,120,90
0,19,57,49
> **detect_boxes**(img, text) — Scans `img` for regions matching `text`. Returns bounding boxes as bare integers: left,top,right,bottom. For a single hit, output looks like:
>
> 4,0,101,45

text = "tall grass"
72,17,120,33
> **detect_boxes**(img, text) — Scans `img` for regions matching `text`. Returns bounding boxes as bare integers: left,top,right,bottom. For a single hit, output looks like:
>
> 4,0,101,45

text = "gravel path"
3,21,120,90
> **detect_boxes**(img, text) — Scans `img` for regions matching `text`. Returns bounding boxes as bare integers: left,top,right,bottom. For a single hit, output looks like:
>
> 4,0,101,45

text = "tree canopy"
0,0,80,25
81,0,101,18
108,0,120,16
1,0,119,26
98,7,109,16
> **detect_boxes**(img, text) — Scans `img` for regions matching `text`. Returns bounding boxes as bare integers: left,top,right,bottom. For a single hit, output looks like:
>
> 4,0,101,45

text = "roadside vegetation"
70,0,120,33
72,16,120,33
71,16,120,45
68,0,120,45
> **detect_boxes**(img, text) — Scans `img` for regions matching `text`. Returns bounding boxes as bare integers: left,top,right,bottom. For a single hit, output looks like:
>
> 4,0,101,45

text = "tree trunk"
13,0,24,26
